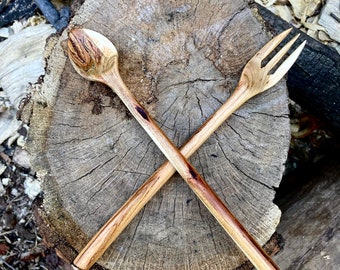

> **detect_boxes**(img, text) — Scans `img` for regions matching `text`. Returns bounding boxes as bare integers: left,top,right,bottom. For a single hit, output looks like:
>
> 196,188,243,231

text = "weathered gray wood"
319,0,340,43
274,157,340,269
27,1,291,268
0,23,55,144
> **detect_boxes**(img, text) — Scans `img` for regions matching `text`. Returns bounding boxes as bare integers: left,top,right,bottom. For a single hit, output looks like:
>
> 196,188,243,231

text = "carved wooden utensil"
68,28,305,270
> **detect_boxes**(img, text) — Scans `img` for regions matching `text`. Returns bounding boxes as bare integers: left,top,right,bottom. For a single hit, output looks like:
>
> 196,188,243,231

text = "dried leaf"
289,0,322,20
0,243,10,255
319,0,340,43
275,5,295,23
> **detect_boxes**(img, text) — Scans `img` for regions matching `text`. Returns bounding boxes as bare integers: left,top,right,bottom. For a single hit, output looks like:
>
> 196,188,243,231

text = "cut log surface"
27,1,291,269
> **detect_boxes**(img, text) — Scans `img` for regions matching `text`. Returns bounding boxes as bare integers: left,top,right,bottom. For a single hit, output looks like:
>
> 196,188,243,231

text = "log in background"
27,1,291,268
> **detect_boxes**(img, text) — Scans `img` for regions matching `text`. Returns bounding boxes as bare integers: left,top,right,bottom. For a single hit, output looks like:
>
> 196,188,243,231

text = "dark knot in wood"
135,106,149,121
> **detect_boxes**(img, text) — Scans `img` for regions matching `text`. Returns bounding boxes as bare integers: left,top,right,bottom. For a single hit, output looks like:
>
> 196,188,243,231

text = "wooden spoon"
68,28,279,270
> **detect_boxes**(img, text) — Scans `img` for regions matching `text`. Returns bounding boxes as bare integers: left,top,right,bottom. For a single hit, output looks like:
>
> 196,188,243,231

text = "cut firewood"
0,23,55,144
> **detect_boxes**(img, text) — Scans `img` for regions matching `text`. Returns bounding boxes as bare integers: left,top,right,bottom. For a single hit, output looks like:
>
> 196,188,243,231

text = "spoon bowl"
68,28,118,82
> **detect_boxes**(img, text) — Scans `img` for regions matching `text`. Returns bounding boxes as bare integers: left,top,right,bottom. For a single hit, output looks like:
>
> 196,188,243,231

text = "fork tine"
265,40,306,90
253,28,292,61
265,34,300,72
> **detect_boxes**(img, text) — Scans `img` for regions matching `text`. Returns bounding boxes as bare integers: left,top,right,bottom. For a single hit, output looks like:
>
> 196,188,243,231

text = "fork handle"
73,71,279,270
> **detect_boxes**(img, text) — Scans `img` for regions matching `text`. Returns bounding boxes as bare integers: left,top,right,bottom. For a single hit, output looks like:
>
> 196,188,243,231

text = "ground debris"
255,0,340,53
0,137,69,269
284,99,337,174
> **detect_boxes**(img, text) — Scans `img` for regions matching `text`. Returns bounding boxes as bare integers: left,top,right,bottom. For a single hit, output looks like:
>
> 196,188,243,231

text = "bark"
255,3,340,134
0,0,36,28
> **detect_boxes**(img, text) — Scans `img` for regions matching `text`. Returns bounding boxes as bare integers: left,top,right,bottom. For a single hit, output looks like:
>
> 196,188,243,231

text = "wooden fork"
71,28,306,270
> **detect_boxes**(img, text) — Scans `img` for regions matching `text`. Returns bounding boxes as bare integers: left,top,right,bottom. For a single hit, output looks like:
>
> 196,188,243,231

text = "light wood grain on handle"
73,71,278,270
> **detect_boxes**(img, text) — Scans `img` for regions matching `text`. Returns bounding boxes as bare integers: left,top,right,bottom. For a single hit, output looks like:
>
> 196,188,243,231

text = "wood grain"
0,23,54,144
27,1,290,268
275,157,340,269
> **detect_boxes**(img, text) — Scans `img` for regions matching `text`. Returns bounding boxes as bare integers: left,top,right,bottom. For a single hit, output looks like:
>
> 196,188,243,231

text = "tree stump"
27,1,291,269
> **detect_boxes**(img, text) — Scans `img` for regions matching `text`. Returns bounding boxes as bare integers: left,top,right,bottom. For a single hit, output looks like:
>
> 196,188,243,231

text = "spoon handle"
73,71,278,270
